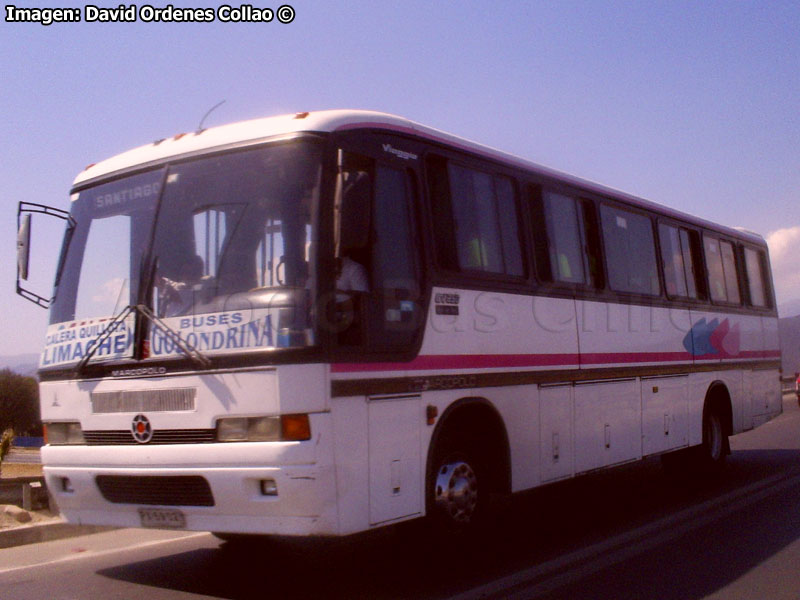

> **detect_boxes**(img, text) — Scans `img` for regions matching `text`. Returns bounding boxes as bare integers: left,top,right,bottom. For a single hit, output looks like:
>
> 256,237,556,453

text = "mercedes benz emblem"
131,414,153,443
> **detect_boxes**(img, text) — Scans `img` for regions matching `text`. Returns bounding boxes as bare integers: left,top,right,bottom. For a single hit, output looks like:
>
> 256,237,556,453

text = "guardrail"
0,477,49,511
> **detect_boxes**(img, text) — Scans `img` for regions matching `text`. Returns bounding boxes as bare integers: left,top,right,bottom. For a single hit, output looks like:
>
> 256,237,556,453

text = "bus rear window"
744,247,769,308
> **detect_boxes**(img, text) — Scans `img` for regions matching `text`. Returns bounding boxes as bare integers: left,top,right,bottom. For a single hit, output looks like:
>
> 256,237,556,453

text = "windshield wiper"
73,305,136,376
73,304,211,376
136,304,211,369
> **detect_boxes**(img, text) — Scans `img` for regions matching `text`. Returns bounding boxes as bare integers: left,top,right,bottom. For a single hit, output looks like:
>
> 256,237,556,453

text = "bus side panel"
723,369,745,434
576,301,691,464
576,301,691,369
332,393,426,533
686,369,744,445
762,316,780,360
687,310,763,365
742,370,755,431
420,289,580,369
417,289,577,493
641,375,689,455
331,388,468,533
688,372,712,446
574,379,641,473
278,364,330,413
367,395,422,525
478,385,540,492
331,395,369,535
762,315,783,417
749,369,774,420
538,384,573,483
688,308,764,436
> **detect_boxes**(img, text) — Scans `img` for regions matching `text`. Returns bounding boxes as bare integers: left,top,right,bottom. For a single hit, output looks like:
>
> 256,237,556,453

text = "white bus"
17,110,782,537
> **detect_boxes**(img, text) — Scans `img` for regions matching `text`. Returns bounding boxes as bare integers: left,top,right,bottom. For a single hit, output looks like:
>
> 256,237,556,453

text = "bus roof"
72,109,765,245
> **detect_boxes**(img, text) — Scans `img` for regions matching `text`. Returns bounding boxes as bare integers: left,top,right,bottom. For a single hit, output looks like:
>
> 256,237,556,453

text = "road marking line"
0,531,210,576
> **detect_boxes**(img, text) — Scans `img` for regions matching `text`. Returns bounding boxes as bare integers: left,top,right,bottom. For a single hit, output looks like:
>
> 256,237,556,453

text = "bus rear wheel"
699,409,728,472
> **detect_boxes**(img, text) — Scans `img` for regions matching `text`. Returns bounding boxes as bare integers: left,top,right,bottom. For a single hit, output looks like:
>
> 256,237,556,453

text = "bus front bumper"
43,443,339,537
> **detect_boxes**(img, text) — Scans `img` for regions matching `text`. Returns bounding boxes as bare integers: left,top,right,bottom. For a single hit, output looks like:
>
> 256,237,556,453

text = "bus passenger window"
720,241,741,304
495,177,525,276
429,158,524,277
705,237,726,302
600,205,660,296
542,191,589,285
658,224,700,300
704,236,741,304
659,224,686,297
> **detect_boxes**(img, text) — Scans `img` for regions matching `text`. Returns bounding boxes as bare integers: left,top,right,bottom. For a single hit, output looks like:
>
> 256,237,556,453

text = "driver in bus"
336,254,369,294
158,254,205,316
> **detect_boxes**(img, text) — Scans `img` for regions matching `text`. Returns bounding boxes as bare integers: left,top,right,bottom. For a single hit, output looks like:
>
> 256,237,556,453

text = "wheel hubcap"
434,461,478,524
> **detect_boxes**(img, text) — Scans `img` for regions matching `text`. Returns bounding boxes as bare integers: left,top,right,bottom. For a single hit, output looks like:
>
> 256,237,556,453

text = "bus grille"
83,429,216,445
96,475,214,506
91,388,196,414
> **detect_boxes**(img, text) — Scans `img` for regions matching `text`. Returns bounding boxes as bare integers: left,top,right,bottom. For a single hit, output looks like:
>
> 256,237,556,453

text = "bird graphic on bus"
683,317,741,357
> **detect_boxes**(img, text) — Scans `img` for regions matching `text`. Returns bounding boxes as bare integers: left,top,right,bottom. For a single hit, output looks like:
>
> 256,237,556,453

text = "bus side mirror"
16,202,74,309
17,212,31,281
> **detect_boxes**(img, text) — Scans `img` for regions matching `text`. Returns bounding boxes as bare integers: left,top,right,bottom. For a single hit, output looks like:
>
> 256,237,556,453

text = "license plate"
138,508,186,529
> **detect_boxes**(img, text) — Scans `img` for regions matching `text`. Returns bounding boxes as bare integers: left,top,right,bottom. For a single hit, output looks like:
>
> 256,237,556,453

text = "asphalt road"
2,393,800,600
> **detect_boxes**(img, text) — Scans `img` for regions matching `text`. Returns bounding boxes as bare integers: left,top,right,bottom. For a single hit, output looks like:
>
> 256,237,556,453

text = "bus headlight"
216,414,310,442
45,422,85,445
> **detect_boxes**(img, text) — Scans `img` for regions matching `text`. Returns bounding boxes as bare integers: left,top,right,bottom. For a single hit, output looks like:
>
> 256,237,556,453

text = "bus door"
333,137,427,524
333,142,425,354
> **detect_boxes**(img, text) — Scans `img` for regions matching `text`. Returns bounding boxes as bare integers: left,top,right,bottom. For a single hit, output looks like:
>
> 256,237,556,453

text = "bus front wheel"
428,439,488,534
434,457,480,526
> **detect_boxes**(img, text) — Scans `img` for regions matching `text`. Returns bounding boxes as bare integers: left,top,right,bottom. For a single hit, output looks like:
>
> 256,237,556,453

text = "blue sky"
2,0,799,356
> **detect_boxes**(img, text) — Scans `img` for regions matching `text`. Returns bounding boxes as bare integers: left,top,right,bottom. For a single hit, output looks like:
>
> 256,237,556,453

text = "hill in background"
0,353,39,377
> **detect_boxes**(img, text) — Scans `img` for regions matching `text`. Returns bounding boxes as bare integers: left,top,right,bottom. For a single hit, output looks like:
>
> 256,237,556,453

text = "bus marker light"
426,405,438,426
280,414,311,441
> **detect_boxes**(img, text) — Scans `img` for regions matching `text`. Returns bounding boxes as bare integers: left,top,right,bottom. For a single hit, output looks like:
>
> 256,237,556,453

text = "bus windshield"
44,140,322,367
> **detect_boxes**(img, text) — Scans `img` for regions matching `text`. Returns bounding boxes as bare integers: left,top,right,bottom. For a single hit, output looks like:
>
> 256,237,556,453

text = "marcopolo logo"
131,414,153,444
